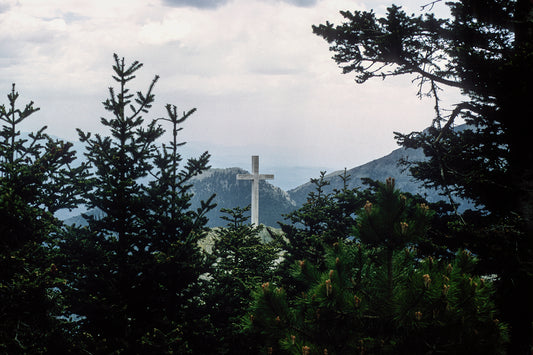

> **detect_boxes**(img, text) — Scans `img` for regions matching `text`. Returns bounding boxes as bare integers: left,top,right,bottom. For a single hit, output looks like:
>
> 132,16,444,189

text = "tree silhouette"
313,1,533,351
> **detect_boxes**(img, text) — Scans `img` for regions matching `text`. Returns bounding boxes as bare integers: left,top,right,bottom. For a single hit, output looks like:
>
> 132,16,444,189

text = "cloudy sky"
0,0,460,189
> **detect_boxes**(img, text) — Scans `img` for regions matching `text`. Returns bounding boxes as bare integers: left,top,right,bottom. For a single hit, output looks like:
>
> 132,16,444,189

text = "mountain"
63,139,473,228
288,147,427,205
287,146,473,211
62,168,297,228
189,167,297,227
63,207,105,227
191,144,472,227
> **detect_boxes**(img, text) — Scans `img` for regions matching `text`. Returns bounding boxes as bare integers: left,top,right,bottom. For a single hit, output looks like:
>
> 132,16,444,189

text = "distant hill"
287,127,474,212
185,143,474,227
288,148,474,210
189,167,297,227
63,207,105,227
64,134,474,228
63,168,297,228
287,147,435,206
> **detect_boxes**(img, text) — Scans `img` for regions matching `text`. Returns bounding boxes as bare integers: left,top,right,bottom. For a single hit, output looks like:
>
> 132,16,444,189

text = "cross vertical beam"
236,155,274,226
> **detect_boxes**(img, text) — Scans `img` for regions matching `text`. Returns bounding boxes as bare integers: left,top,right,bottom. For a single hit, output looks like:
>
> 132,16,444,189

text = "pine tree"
279,171,362,270
0,84,86,353
277,170,363,296
245,179,508,354
355,178,432,299
280,172,334,272
312,2,533,350
205,206,281,354
59,54,214,353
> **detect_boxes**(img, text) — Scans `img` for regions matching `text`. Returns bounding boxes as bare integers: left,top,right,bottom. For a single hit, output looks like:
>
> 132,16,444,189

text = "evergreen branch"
399,58,463,89
430,87,467,224
420,0,442,12
435,102,478,144
127,75,159,122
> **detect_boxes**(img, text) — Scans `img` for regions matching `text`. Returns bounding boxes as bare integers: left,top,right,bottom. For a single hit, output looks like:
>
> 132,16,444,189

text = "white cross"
236,155,274,226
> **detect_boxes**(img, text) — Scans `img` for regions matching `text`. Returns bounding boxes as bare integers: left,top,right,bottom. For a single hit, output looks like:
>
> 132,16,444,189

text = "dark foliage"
0,84,87,353
204,206,281,354
313,1,533,351
245,179,508,354
277,170,363,296
58,54,215,353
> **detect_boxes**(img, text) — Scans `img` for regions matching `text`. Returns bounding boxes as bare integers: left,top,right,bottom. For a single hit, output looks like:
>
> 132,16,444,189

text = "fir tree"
59,54,214,353
280,172,335,272
206,206,281,354
279,171,362,274
0,84,86,353
277,170,363,299
140,104,215,353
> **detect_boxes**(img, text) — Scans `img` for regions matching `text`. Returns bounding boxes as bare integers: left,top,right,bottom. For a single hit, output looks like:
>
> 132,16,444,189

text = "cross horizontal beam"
236,156,274,226
236,174,274,180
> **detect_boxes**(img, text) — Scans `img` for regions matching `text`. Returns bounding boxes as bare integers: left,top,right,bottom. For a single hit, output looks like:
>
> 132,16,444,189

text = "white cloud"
162,0,230,9
0,0,460,174
161,0,320,9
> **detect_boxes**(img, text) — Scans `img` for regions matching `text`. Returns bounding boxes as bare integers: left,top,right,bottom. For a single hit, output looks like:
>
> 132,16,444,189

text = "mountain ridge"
64,137,471,227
